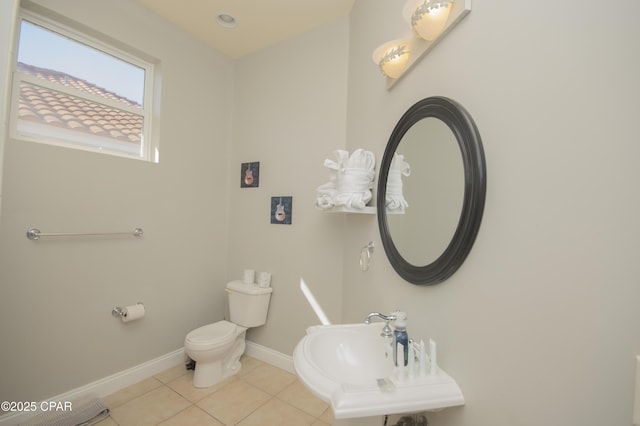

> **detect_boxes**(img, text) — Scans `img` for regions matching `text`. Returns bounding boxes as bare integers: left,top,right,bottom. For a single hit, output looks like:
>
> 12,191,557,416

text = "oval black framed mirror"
377,96,486,285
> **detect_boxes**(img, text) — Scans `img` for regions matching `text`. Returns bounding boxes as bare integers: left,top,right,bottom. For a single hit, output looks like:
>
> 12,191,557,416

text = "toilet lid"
186,320,237,347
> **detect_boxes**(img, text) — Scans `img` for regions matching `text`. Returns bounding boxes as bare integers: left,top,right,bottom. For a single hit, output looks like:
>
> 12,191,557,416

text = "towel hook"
360,241,375,271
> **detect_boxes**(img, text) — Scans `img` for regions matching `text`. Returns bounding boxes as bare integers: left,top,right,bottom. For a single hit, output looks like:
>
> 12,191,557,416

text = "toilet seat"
185,320,237,349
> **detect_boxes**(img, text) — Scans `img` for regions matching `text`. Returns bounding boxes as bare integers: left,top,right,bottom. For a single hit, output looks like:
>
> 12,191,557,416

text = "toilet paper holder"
112,302,144,318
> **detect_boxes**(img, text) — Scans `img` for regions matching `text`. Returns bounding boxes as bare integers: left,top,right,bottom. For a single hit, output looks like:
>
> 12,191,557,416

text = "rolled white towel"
386,153,410,211
323,149,349,172
315,182,337,209
335,149,376,208
345,149,375,171
316,150,349,209
335,168,375,208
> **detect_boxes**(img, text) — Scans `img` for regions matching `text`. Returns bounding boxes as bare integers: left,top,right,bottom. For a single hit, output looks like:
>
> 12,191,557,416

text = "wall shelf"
319,206,407,215
323,206,376,214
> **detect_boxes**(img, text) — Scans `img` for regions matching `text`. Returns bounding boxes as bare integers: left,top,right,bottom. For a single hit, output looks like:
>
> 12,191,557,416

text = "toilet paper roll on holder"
112,302,144,318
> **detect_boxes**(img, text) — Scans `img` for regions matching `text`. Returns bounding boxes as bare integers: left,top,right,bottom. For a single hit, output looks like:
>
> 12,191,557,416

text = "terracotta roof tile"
43,115,63,125
16,62,143,145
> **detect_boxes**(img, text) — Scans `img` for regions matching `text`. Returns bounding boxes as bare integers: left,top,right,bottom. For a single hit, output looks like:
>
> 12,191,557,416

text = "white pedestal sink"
293,322,464,420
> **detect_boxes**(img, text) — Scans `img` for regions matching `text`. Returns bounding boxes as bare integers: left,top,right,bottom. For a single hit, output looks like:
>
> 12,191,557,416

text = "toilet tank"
226,280,273,327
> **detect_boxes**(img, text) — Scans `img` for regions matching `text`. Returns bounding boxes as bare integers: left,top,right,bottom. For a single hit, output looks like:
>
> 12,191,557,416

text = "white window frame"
9,9,159,163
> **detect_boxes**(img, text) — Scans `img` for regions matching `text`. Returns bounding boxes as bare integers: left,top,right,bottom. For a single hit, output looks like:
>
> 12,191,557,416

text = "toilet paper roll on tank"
257,272,271,288
242,269,255,284
242,268,272,288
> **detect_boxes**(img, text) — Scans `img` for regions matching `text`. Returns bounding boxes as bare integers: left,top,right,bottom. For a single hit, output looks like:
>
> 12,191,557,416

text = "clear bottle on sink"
392,311,408,367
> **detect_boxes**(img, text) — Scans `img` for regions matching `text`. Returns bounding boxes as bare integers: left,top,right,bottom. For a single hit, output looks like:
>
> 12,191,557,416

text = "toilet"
184,280,273,388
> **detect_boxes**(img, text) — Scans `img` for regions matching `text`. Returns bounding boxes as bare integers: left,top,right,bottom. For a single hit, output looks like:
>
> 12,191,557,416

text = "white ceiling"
134,0,355,59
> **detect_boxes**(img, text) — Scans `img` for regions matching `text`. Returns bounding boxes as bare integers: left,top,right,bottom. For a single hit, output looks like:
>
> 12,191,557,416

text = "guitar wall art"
241,162,260,188
271,196,292,225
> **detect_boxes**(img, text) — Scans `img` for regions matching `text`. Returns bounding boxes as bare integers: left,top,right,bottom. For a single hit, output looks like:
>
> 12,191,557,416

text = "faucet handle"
381,320,393,338
380,313,397,338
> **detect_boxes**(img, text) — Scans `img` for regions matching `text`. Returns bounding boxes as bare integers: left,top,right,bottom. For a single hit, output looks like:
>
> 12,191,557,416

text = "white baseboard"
0,348,186,426
245,340,294,374
0,342,293,426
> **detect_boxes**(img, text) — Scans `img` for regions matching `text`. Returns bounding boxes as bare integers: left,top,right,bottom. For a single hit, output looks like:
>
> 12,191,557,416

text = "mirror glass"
387,118,464,266
377,97,486,285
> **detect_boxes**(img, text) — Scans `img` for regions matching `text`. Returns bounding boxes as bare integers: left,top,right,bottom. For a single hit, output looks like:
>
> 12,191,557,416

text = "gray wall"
1,0,640,425
0,0,234,403
343,1,640,425
229,17,350,353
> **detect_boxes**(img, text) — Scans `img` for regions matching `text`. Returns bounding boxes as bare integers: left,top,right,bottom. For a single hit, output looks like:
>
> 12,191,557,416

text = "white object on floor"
27,394,109,426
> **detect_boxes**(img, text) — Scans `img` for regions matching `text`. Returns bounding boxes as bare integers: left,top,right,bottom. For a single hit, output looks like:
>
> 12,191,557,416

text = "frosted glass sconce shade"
374,0,470,88
404,0,454,41
372,39,412,79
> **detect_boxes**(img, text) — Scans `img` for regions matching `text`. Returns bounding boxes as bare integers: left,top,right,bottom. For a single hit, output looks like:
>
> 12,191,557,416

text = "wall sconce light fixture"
372,39,412,79
404,0,453,41
374,0,471,89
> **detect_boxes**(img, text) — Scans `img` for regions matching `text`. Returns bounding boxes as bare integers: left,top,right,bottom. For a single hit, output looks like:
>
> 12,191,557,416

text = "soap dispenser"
392,311,408,367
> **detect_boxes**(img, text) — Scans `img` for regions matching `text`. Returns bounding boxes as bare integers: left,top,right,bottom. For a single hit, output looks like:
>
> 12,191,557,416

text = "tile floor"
96,356,333,425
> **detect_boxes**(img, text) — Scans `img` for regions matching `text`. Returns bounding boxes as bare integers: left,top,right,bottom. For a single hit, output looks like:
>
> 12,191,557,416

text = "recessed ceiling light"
216,13,237,28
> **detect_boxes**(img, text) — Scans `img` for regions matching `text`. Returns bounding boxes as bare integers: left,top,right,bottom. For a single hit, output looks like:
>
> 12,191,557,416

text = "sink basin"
303,322,393,387
293,322,464,420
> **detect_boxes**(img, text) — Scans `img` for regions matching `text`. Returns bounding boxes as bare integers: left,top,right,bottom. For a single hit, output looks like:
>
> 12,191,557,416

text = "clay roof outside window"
16,62,143,145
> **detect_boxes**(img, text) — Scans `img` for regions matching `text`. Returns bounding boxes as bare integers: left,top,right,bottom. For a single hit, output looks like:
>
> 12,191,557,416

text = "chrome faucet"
364,312,397,337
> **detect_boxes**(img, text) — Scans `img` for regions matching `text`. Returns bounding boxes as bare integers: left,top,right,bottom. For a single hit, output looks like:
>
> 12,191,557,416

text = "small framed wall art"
271,196,292,225
241,162,260,188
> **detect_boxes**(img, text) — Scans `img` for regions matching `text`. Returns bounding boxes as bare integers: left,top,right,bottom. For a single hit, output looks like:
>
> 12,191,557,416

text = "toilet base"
193,359,222,388
191,332,247,388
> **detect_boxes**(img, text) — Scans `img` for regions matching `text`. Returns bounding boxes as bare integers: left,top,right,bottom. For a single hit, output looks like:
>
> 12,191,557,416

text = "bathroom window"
10,10,159,163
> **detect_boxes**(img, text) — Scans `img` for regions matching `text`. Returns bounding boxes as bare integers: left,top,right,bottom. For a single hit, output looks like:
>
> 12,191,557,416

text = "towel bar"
26,227,143,240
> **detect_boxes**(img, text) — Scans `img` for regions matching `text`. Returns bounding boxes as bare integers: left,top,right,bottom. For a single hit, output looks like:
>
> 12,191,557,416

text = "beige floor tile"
236,355,264,377
237,398,316,426
196,379,270,425
110,386,191,426
240,362,297,395
93,416,118,426
319,406,334,424
158,405,223,426
99,356,333,425
104,376,163,408
167,371,236,403
154,363,189,384
277,380,329,417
